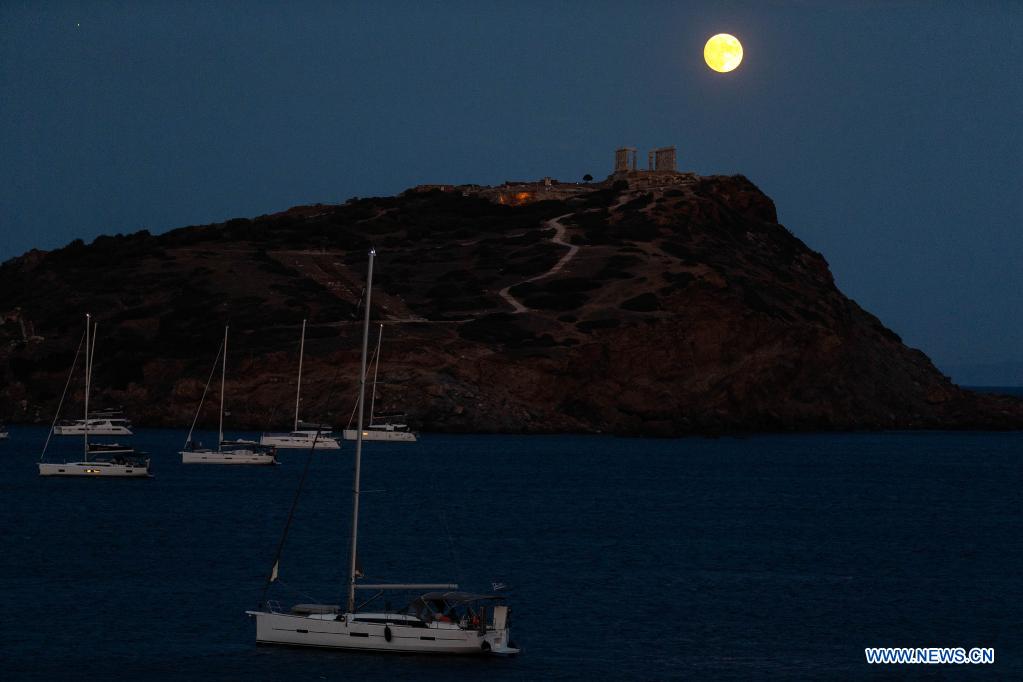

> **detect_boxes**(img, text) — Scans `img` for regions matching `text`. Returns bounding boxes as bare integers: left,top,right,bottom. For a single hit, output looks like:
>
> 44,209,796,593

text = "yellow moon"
704,33,743,73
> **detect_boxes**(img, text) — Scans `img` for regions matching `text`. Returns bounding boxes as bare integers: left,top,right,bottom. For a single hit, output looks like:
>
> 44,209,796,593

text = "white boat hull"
247,611,516,655
38,461,151,477
342,429,417,442
260,433,341,450
54,425,133,436
181,450,277,465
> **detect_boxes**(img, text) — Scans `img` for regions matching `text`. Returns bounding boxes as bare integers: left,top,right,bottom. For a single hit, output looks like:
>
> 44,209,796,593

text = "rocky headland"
2,172,1021,435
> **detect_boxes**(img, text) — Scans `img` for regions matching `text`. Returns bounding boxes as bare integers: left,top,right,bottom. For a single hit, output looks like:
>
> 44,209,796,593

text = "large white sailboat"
342,324,417,443
247,249,518,655
180,326,277,465
260,319,341,451
38,314,152,478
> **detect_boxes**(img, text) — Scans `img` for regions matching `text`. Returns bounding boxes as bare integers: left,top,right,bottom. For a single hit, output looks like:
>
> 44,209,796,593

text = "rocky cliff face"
2,174,1020,435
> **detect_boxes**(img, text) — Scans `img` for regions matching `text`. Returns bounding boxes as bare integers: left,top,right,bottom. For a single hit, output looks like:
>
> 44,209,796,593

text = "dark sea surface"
2,426,1021,680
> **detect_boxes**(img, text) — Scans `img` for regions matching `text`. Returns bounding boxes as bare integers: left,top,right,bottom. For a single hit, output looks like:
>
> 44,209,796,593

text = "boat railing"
266,600,283,614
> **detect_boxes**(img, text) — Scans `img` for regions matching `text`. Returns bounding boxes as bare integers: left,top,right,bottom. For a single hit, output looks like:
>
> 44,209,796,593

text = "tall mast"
347,248,374,614
83,313,91,458
368,324,383,427
219,325,228,451
294,319,306,431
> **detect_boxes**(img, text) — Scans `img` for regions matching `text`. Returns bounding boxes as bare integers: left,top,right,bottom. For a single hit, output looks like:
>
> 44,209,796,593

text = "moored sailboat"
260,319,341,451
180,326,277,465
247,249,518,655
341,324,418,443
53,408,133,436
38,314,151,478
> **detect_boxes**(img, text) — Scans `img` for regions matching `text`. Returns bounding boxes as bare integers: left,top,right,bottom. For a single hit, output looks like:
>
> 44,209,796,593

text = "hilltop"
2,173,1021,435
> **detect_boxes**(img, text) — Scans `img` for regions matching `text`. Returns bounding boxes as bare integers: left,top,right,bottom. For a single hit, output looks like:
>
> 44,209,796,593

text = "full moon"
704,33,743,73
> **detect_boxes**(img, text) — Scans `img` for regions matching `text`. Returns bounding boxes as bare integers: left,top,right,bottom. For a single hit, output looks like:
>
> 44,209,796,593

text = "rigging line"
39,328,87,462
182,340,224,449
341,285,371,431
355,286,366,314
356,591,385,613
338,574,385,609
344,338,382,431
260,337,350,608
273,578,328,608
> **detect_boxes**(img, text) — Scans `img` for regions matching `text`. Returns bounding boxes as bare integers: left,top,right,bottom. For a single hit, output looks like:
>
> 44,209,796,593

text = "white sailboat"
180,326,278,465
39,314,152,478
260,319,341,451
53,408,133,436
247,249,518,655
342,324,417,443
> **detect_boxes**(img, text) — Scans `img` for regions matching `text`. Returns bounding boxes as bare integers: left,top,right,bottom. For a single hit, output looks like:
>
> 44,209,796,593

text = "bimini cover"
417,592,503,606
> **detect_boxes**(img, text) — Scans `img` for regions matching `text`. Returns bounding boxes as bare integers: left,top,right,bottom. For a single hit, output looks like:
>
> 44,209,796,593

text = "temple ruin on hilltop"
612,145,694,188
408,144,694,205
615,145,677,173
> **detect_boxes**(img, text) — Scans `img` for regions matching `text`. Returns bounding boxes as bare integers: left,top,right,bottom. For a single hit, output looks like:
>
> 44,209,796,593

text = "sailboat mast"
294,319,306,431
368,324,383,427
219,325,228,451
83,314,91,457
347,249,375,614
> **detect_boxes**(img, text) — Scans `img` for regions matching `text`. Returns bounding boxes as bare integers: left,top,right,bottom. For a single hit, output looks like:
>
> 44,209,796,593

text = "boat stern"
482,605,519,655
483,631,519,655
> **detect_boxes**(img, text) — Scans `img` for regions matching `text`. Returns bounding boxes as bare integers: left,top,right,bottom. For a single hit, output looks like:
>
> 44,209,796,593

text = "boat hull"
181,450,277,465
259,434,341,450
54,425,133,436
342,429,417,442
247,611,515,654
38,462,151,477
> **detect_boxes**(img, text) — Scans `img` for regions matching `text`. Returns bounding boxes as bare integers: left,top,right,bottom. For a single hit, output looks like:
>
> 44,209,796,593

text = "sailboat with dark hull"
247,249,518,655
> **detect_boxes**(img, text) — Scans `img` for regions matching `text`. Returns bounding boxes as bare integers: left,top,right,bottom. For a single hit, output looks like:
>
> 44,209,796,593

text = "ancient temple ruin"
614,147,638,172
615,145,678,173
652,146,676,171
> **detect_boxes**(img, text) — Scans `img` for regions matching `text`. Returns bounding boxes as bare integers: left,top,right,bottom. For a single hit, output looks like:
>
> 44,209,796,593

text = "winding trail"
498,212,578,314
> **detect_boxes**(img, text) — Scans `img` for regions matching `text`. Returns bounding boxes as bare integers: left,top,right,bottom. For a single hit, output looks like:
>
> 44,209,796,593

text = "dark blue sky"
2,1,1020,381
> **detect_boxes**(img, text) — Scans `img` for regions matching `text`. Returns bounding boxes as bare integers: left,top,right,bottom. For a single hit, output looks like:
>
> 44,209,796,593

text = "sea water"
1,426,1020,679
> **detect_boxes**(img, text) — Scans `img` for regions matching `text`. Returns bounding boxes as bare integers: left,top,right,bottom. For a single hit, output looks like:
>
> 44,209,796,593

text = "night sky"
1,1,1020,382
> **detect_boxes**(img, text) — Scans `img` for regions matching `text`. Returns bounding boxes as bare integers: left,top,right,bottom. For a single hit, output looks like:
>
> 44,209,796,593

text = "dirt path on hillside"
498,213,578,314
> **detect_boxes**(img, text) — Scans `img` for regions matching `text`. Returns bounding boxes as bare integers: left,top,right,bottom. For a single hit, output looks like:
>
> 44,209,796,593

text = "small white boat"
260,319,341,451
180,326,277,466
0,426,8,440
248,249,517,655
38,315,152,478
342,325,417,443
